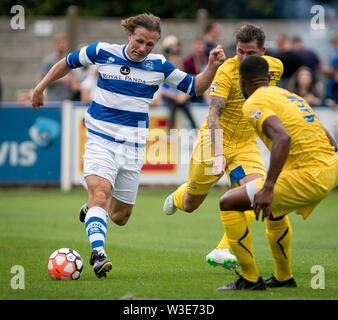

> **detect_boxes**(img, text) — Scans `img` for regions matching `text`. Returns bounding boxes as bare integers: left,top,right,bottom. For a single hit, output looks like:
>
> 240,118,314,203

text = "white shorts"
82,132,145,205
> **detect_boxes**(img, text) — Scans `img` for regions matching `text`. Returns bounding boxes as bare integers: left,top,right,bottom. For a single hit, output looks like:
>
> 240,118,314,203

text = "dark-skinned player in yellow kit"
216,55,337,290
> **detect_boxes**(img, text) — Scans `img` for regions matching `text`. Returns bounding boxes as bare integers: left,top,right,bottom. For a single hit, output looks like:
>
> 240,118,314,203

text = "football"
47,248,83,280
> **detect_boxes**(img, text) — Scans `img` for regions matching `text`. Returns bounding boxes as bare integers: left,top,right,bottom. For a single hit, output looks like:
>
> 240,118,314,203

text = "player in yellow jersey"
216,55,337,290
163,24,283,270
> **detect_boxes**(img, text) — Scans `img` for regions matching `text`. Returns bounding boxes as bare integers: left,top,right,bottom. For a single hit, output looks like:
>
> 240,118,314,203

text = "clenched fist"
208,45,226,69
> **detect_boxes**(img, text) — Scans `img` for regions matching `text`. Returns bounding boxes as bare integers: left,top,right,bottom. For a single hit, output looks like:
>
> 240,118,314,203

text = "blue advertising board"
0,107,61,183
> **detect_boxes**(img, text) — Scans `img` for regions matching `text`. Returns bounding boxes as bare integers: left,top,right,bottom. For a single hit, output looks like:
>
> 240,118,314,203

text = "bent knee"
113,218,128,226
219,186,251,211
219,194,233,211
89,190,110,208
109,210,132,226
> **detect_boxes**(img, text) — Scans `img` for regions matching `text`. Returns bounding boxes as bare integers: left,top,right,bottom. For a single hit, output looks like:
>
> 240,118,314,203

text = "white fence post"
61,100,73,191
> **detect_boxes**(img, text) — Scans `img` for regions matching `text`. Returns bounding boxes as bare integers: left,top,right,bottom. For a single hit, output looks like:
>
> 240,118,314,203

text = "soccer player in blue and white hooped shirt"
31,13,225,277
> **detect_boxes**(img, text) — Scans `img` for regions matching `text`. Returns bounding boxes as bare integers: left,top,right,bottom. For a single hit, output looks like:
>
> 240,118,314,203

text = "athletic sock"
173,183,187,211
220,210,260,282
85,206,108,255
244,210,256,224
216,232,230,249
216,210,255,249
216,213,232,249
265,216,293,281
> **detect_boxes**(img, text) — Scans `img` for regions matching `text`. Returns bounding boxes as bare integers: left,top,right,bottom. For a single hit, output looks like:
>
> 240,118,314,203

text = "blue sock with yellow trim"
220,210,260,282
265,216,293,282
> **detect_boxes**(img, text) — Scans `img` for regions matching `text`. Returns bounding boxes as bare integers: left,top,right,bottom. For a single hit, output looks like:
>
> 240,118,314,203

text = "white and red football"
47,248,83,280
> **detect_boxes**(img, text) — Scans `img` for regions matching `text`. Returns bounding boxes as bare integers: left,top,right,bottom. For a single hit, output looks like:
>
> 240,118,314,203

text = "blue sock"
85,206,108,255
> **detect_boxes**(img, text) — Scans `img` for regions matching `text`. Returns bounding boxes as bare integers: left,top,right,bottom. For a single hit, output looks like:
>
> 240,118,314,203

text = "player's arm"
253,115,291,221
32,42,98,109
32,58,71,109
207,95,226,175
194,45,225,96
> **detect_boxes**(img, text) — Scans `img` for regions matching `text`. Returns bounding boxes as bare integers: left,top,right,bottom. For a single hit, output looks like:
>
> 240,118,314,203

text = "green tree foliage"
1,0,335,19
0,0,273,18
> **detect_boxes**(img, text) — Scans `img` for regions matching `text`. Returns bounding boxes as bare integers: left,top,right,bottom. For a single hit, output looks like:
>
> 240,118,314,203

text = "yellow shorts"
186,128,266,195
248,162,337,219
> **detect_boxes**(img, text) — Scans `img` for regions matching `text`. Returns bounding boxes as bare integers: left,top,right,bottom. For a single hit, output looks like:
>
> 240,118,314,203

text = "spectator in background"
40,34,73,101
291,35,321,83
203,22,222,55
273,31,302,88
316,30,338,79
71,43,91,101
162,35,181,58
161,54,197,132
153,35,184,109
184,38,208,76
321,30,338,109
16,89,33,107
288,66,321,106
329,30,338,69
327,30,338,75
325,65,338,109
80,66,99,105
184,38,209,103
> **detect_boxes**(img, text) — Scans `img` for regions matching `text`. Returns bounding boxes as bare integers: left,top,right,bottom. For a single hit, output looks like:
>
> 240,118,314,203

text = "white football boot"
206,248,239,270
163,191,178,215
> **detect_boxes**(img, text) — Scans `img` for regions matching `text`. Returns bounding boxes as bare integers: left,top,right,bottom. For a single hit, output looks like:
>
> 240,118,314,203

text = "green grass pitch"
0,187,337,300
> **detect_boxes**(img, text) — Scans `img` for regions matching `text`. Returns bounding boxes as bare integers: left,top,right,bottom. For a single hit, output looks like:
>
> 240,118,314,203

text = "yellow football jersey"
242,86,337,169
206,55,283,148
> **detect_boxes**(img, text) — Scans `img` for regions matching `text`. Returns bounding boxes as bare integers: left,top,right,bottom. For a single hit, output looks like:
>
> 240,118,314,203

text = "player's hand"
208,45,226,69
31,87,45,110
212,154,226,176
252,185,274,221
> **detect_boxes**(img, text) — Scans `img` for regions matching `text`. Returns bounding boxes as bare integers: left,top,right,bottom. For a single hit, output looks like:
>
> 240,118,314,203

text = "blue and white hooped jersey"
66,42,197,150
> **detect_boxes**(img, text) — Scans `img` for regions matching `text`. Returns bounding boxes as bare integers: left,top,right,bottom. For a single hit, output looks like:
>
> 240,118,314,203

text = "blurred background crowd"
1,1,337,132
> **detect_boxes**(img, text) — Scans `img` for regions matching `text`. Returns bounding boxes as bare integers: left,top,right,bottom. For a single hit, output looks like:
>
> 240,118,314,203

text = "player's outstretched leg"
163,183,208,215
